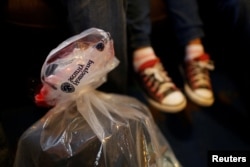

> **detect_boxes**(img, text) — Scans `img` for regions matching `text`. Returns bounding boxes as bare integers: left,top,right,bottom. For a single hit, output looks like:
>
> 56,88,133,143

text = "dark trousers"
164,0,250,48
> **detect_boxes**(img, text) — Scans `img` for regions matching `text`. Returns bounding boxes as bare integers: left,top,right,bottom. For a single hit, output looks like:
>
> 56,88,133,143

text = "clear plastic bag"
14,28,181,167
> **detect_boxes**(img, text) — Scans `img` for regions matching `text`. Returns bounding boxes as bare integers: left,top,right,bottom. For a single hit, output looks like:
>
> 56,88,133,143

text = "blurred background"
0,0,250,166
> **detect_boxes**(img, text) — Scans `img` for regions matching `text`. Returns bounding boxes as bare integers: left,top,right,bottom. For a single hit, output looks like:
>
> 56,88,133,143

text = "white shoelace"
143,63,175,94
189,60,214,87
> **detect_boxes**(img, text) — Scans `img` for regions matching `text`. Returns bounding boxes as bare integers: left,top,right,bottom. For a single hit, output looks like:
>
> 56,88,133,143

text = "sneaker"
136,62,187,113
183,53,215,106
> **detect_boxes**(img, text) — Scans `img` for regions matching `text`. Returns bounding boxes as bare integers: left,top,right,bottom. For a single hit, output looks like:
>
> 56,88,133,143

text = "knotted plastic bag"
14,28,181,167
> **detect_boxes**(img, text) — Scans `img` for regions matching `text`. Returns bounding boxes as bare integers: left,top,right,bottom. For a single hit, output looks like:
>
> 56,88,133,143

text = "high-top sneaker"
183,53,215,106
137,61,187,112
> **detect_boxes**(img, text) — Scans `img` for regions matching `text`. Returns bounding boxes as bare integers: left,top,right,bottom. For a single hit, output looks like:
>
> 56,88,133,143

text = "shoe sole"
147,95,187,113
184,84,214,106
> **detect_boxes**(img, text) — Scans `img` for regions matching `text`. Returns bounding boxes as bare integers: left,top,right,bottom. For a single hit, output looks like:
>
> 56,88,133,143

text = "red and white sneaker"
183,53,215,106
137,61,187,113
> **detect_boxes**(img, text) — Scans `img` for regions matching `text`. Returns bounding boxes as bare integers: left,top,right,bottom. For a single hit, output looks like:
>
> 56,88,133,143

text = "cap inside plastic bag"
35,28,119,106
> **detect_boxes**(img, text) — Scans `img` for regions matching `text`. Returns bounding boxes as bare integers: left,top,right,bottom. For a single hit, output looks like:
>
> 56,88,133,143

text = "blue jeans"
60,0,152,94
164,0,250,47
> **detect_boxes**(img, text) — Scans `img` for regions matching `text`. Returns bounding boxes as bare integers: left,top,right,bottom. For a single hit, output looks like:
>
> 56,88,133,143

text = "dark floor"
1,19,250,167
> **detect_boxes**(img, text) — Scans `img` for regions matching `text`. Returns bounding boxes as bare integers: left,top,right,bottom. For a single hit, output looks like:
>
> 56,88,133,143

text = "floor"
1,20,250,167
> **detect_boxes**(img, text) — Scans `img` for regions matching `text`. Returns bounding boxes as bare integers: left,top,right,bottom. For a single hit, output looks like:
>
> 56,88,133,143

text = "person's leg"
163,0,215,107
60,0,128,94
126,0,152,50
164,0,204,46
128,0,187,112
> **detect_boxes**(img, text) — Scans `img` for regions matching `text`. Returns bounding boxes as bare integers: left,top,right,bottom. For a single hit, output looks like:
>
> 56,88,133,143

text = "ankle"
133,46,158,72
185,42,205,61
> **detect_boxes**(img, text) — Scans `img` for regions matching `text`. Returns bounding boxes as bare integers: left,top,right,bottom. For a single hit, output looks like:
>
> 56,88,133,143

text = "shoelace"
187,58,214,88
143,63,175,94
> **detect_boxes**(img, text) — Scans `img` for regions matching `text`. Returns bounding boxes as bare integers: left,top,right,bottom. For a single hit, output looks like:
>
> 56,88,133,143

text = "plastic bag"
14,28,181,167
